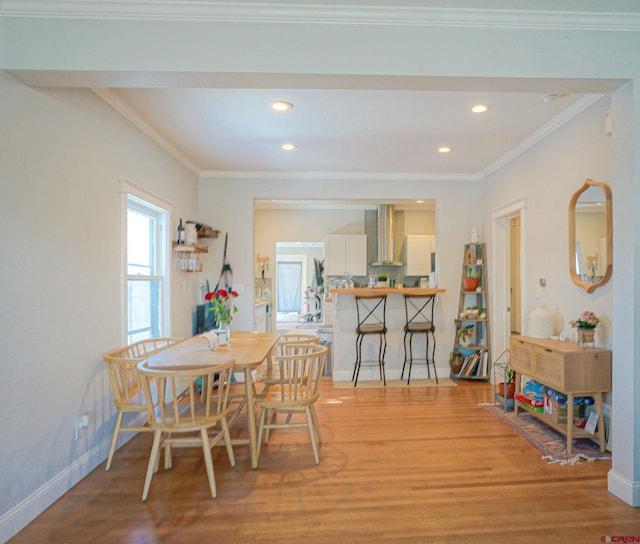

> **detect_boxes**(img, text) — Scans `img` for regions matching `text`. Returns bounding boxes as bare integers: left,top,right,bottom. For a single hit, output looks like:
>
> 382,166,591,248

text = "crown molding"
481,94,604,179
3,1,640,31
91,87,201,176
198,170,482,182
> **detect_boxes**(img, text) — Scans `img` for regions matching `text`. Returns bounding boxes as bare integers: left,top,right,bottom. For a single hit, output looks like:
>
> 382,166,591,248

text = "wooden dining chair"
256,344,327,465
255,331,319,389
136,358,236,501
103,337,184,471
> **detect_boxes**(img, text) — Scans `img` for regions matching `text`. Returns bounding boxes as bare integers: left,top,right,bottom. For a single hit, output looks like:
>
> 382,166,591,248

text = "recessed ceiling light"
272,100,293,112
438,146,452,153
282,143,296,151
416,200,424,203
471,104,488,113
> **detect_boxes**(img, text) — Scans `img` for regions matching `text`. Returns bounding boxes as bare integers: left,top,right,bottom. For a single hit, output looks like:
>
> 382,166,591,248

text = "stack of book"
455,350,489,378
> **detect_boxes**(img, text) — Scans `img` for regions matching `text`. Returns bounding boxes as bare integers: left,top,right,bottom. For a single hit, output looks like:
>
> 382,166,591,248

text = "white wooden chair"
256,344,327,465
136,358,236,501
255,331,319,388
103,337,184,471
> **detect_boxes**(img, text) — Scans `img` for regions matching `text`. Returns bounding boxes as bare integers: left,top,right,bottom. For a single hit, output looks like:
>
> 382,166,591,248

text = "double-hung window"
123,185,170,343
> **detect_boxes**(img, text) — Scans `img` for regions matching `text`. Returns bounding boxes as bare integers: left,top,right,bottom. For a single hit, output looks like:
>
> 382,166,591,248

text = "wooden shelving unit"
510,335,611,453
452,243,491,380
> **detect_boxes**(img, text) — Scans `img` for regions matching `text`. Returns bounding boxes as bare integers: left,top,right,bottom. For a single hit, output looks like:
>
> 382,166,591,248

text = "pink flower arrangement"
570,310,600,330
205,289,239,327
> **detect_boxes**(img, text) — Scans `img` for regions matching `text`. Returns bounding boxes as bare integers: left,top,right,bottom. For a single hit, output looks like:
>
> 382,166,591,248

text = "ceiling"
6,2,629,182
106,86,599,179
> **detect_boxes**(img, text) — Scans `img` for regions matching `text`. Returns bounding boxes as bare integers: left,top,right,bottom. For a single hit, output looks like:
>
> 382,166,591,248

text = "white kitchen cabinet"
404,235,435,276
325,234,367,276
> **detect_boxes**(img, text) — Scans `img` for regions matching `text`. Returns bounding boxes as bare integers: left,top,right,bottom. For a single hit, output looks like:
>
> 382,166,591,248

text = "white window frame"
120,180,172,344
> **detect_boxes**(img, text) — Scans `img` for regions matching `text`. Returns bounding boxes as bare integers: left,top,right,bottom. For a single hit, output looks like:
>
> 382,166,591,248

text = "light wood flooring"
9,379,640,543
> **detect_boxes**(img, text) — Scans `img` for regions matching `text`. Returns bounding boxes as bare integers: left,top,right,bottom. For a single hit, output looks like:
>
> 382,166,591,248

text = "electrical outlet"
74,413,90,440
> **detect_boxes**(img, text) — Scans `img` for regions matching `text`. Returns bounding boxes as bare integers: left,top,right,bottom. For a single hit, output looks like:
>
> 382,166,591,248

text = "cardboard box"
544,396,578,423
515,392,544,412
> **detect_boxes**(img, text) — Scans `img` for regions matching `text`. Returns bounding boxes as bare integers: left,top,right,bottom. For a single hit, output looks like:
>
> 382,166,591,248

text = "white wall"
0,72,199,536
255,208,367,264
484,95,613,351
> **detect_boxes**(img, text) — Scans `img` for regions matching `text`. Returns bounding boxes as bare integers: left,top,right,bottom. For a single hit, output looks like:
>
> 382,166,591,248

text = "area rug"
334,378,456,389
483,404,611,465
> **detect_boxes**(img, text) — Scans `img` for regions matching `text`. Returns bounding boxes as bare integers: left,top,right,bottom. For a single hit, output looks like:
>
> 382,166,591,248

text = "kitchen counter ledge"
330,287,445,296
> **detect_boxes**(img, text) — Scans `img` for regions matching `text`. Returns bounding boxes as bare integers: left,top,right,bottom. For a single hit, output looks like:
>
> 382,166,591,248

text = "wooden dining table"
145,331,280,469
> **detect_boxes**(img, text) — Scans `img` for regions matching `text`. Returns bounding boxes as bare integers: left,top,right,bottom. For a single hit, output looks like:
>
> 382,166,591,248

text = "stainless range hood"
371,204,403,266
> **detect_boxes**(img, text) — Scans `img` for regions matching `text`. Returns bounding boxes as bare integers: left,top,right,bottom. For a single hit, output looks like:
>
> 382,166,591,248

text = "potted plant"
498,367,516,399
463,266,480,291
570,310,600,347
377,273,389,287
456,322,475,346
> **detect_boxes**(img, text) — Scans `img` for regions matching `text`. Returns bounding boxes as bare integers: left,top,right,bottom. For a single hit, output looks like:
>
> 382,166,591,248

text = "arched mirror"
568,179,612,293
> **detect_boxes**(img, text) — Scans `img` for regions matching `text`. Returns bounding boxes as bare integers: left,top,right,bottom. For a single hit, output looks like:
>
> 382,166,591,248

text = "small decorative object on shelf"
449,352,464,375
462,266,479,291
177,218,185,245
569,310,600,349
456,322,474,346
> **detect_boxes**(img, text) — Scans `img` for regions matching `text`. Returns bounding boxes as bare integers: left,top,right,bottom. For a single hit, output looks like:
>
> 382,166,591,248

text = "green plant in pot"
463,266,480,291
498,367,516,399
457,323,475,347
377,273,389,286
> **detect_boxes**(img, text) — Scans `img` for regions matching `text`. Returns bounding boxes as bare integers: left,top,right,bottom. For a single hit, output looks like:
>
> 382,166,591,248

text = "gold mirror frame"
568,179,613,293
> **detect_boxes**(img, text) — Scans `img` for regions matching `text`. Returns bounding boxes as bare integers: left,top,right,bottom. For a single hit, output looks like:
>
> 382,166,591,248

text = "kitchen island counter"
330,287,446,383
330,287,445,296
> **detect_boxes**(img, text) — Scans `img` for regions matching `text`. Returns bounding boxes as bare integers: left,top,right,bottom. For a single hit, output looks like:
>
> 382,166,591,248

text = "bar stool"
353,294,387,387
402,294,438,384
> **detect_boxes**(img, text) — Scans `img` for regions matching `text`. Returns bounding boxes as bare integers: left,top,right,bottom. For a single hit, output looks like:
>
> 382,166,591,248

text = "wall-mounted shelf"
196,227,220,239
172,241,208,253
185,221,220,239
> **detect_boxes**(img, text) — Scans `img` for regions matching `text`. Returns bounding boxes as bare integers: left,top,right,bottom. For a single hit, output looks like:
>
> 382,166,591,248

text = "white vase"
216,324,230,345
528,305,554,338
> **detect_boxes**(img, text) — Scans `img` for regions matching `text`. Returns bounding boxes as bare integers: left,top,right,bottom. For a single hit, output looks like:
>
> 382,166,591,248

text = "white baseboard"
608,469,640,507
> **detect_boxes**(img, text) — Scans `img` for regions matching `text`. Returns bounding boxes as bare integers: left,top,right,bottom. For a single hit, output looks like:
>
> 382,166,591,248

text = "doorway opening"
510,216,522,334
275,242,325,329
490,198,526,358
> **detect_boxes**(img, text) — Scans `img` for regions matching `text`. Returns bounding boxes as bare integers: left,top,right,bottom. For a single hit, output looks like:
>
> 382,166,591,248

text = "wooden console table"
510,335,611,454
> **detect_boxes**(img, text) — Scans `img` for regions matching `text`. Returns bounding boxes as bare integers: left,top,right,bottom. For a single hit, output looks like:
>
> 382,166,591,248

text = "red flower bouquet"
205,289,239,327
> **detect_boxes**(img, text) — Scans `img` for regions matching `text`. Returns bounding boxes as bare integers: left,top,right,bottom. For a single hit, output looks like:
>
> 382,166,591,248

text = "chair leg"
164,440,172,470
430,331,438,384
200,428,217,499
305,406,320,464
407,332,414,385
221,417,235,467
142,430,162,501
256,408,267,465
308,404,322,443
353,334,363,387
264,408,273,443
105,410,124,471
379,333,387,386
401,331,409,380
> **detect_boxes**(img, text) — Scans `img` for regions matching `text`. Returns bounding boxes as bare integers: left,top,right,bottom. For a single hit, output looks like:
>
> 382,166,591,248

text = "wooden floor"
9,380,640,543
